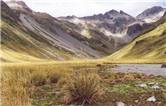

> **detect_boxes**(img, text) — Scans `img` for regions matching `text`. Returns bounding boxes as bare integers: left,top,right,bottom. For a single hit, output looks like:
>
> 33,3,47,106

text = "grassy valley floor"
1,61,166,106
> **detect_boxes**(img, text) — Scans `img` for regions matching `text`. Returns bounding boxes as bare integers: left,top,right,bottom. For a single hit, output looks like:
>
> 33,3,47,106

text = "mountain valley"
1,0,166,62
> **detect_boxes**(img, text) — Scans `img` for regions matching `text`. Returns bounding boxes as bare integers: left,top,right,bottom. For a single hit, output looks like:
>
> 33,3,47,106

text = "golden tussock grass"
1,61,101,106
1,62,74,106
62,71,104,105
1,60,152,106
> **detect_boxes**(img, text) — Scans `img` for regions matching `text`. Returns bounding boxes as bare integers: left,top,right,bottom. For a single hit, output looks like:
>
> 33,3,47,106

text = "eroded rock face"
5,0,32,13
136,6,166,23
59,6,166,51
2,0,104,61
137,6,164,19
1,0,19,21
127,22,151,38
81,9,136,34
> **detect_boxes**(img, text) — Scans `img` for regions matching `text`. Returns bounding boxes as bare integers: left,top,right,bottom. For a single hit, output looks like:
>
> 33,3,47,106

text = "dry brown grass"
1,68,32,106
30,72,47,86
1,60,101,106
47,71,66,84
63,71,104,105
1,61,165,106
1,63,73,106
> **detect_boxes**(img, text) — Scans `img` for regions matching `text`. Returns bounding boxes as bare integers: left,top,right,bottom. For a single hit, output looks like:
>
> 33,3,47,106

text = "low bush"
63,71,104,105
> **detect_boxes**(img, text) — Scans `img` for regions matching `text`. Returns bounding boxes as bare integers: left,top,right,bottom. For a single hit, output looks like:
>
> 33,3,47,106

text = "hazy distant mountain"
1,0,166,62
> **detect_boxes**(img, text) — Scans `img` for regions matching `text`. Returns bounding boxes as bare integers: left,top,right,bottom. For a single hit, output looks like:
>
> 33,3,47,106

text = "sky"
4,0,166,17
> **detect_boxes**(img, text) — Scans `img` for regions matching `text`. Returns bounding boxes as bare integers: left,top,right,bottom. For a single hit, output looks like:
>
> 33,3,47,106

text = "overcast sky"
4,0,166,17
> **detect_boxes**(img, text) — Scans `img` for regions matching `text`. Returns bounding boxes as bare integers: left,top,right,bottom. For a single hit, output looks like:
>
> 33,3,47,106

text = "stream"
112,64,166,76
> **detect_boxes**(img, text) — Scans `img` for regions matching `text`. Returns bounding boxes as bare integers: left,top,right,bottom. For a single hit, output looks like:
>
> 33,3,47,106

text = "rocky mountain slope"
59,7,165,49
137,6,166,23
1,0,166,62
107,13,166,62
1,0,107,62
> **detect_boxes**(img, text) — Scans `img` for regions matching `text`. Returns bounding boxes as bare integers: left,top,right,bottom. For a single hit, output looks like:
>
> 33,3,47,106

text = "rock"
116,101,125,106
136,6,165,23
134,100,139,103
151,84,160,89
148,82,155,85
161,64,166,68
147,96,156,102
137,83,147,88
5,0,33,13
148,82,160,89
96,64,102,67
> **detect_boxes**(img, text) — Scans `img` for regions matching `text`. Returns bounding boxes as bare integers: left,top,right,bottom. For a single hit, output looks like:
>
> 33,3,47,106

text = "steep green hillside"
107,19,166,63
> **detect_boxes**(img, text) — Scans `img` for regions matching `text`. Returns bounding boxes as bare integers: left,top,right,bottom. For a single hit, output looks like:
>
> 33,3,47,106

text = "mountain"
59,6,165,49
107,14,166,63
1,0,165,62
137,6,166,23
59,10,136,45
5,0,32,13
82,10,136,34
1,0,106,62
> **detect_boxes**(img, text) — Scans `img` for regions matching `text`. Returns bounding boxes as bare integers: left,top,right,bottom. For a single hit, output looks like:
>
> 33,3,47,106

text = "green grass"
107,21,166,63
108,77,166,94
109,83,148,94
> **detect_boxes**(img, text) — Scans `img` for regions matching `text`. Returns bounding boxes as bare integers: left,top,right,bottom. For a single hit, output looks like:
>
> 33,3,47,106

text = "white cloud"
3,0,166,17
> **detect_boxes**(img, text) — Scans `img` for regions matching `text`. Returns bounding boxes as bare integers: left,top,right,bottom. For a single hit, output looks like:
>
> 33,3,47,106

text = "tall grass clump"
1,67,32,106
63,71,104,105
1,63,73,106
30,71,47,86
47,70,67,84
